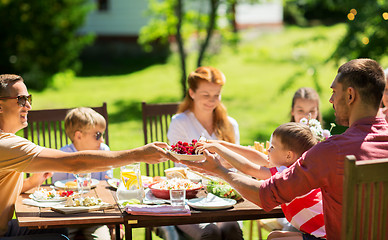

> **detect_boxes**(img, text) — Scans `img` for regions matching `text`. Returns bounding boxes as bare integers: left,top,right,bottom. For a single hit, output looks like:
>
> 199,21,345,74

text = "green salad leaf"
206,180,242,200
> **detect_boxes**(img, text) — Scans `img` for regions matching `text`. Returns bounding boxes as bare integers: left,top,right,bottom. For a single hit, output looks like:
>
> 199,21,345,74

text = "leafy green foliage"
330,1,388,63
0,0,94,90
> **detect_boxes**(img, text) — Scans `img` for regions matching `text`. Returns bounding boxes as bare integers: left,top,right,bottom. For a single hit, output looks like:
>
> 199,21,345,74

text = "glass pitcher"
116,163,144,202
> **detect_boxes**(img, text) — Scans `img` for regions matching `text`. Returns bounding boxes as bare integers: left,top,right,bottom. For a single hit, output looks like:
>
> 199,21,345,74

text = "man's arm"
171,150,264,207
24,142,170,173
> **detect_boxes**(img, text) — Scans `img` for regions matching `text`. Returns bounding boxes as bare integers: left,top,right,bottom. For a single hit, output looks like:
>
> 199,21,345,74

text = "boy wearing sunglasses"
51,107,112,240
52,107,112,183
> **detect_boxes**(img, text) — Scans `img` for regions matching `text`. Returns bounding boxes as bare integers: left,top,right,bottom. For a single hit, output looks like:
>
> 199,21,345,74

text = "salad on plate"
30,189,74,202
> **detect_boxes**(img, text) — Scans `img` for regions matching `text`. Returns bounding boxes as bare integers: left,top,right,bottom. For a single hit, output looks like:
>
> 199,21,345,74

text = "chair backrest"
22,103,109,183
23,102,109,148
342,155,388,240
141,101,179,177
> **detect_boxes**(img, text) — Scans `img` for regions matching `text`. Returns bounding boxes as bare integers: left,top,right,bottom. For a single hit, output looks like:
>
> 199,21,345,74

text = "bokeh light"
350,9,357,15
362,37,369,45
383,12,388,20
347,13,355,21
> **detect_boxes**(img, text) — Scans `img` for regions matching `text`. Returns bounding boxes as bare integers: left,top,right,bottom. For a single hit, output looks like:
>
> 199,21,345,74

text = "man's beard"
334,97,350,127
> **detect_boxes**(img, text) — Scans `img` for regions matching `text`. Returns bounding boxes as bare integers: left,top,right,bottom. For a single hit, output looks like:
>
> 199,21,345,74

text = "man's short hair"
64,107,106,141
337,59,386,109
273,122,318,156
0,74,23,96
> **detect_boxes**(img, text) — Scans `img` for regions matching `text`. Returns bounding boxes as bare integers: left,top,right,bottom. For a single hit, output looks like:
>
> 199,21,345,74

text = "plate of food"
148,178,202,199
54,179,99,190
205,179,242,200
29,189,74,202
169,140,205,161
187,193,237,210
51,196,113,214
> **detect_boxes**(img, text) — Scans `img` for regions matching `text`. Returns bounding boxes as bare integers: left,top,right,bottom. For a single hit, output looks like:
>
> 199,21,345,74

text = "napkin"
22,199,61,208
125,204,191,216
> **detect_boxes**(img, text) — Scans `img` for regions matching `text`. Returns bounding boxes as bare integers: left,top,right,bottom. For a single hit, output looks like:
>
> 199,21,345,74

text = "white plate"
187,194,236,210
107,178,120,189
29,194,67,202
54,179,99,190
169,151,205,161
51,202,112,212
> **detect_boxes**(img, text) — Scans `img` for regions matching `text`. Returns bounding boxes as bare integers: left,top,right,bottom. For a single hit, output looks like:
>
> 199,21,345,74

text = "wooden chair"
22,102,109,183
342,155,388,240
23,102,109,148
141,101,179,177
141,101,180,240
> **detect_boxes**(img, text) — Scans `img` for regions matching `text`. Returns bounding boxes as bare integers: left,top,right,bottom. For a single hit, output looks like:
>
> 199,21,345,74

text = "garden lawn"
23,23,349,239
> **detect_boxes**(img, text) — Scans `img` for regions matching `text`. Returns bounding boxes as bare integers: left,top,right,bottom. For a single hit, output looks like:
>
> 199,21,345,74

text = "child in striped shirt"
196,122,326,239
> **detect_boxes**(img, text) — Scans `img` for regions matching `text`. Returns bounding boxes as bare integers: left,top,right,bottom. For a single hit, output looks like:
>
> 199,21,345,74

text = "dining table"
15,180,284,240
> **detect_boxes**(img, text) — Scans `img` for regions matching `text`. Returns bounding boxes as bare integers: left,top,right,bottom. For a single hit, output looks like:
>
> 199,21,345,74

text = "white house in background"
235,0,283,29
79,0,283,40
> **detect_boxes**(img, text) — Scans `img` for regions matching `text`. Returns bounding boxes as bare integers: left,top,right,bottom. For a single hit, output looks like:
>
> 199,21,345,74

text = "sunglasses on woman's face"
0,95,32,107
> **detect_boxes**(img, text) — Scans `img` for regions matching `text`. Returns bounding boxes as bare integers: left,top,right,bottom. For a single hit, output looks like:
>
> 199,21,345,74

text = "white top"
167,110,240,145
52,143,112,182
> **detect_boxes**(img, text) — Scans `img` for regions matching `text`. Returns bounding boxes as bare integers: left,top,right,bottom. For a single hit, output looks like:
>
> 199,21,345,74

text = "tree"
139,0,241,98
329,1,388,63
0,0,94,90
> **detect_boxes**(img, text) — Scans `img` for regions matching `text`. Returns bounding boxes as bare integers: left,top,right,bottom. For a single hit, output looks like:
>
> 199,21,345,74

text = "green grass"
21,23,351,239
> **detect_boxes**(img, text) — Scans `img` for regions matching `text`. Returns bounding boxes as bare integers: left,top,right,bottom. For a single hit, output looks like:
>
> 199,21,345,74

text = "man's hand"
22,172,53,193
140,142,171,164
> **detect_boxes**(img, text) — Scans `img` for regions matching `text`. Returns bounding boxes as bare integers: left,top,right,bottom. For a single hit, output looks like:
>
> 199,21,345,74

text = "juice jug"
116,163,144,202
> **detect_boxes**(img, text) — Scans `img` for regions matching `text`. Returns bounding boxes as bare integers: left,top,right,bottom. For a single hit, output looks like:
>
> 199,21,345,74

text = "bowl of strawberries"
169,139,205,161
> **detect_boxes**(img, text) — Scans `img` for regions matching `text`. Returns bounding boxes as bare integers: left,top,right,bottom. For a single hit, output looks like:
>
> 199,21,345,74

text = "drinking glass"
73,173,91,199
170,189,186,209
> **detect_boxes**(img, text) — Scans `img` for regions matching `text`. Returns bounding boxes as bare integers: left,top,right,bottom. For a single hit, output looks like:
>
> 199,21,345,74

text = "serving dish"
148,182,202,200
169,151,205,161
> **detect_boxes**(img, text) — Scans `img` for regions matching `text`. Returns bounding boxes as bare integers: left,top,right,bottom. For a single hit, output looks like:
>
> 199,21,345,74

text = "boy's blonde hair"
64,107,106,141
273,122,317,157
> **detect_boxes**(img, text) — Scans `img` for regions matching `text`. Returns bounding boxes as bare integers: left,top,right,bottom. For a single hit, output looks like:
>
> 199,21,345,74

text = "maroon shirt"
259,117,388,240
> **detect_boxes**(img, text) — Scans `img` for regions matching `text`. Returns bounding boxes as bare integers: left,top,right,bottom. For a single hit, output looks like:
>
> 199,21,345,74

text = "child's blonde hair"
64,107,106,141
273,122,317,157
290,87,322,122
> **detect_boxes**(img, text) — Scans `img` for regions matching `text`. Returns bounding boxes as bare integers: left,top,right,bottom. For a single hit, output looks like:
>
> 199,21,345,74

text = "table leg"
115,224,121,240
124,222,132,240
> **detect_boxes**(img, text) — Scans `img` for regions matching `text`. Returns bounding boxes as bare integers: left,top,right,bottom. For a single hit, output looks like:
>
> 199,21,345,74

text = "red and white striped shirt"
270,166,326,238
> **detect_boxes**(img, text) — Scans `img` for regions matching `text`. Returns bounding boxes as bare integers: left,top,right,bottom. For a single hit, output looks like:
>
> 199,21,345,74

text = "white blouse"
167,110,240,145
